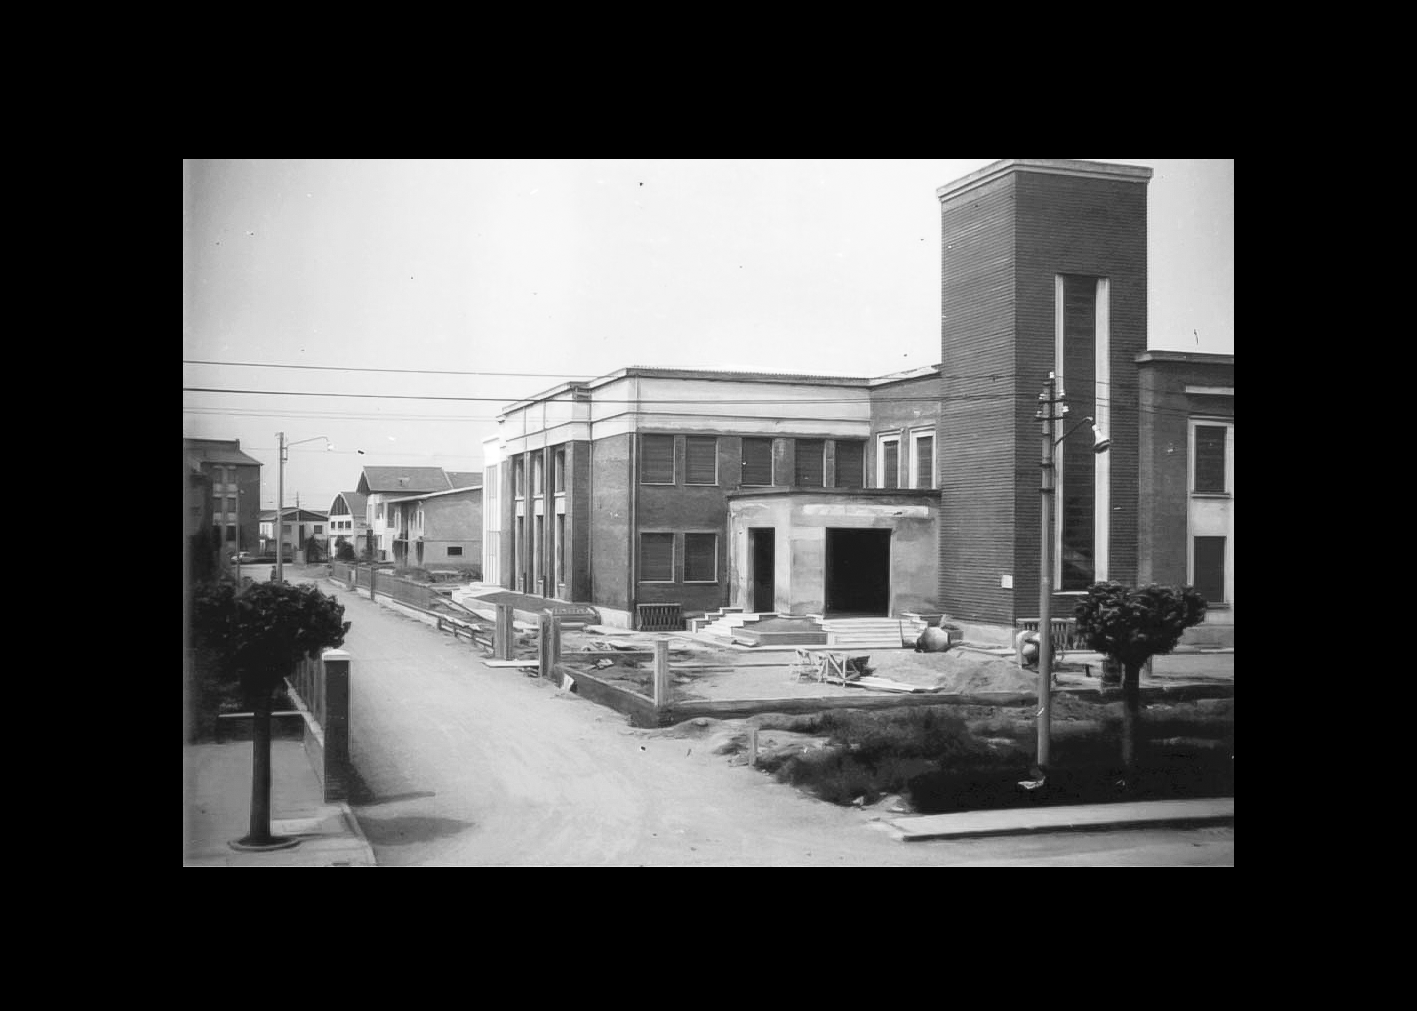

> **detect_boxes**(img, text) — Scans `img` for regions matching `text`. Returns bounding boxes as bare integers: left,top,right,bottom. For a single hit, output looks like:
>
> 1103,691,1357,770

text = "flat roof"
936,159,1153,202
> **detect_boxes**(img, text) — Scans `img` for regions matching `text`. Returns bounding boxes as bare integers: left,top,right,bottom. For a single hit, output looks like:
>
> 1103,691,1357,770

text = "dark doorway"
749,527,775,612
825,528,890,616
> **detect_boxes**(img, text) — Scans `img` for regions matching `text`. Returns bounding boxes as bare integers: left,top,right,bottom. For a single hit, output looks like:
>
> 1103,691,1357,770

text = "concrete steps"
814,615,928,649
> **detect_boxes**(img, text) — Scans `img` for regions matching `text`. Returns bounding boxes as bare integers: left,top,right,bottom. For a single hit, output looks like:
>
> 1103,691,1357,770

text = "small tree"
335,537,356,562
191,580,349,849
1074,581,1206,777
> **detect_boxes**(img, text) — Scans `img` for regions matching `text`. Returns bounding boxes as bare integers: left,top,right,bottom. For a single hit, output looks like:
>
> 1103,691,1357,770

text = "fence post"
369,564,377,600
538,611,553,678
320,648,351,803
653,639,670,711
494,604,514,660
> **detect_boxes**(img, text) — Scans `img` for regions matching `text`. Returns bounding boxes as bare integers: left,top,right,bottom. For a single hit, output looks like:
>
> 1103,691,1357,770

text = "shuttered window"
684,533,717,582
742,438,773,485
1193,536,1225,603
882,439,900,490
795,440,824,488
686,437,718,485
640,533,674,582
641,435,675,485
835,440,864,488
914,434,934,489
1194,426,1227,493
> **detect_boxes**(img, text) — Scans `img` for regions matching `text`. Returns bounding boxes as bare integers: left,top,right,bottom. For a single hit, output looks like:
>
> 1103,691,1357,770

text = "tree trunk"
244,690,273,845
1120,661,1143,782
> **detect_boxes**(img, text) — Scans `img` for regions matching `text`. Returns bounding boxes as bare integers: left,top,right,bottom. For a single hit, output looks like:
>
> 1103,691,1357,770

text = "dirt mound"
870,650,1037,694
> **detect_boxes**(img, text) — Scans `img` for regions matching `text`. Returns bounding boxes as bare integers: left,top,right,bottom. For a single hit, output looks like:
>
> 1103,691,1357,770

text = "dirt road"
309,576,1232,866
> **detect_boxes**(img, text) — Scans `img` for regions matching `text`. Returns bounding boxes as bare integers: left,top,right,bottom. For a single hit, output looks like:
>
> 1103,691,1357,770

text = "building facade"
325,491,370,558
184,438,262,557
484,366,941,628
936,158,1153,638
355,467,457,562
385,485,483,570
1136,351,1234,646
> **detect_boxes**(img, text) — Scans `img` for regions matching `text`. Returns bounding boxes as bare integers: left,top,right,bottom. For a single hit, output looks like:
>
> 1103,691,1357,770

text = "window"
684,533,717,582
532,451,544,496
447,546,464,557
1058,274,1105,591
878,435,900,489
911,432,935,489
641,435,675,484
1193,536,1226,603
742,438,773,485
554,447,566,494
514,458,526,498
686,437,718,485
640,532,674,582
555,513,565,583
226,525,236,542
1194,425,1228,494
226,496,237,515
282,523,292,535
795,439,824,488
314,525,323,535
835,440,864,488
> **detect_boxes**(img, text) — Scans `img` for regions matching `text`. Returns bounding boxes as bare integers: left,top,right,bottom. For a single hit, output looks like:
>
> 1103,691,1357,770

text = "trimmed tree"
191,580,349,849
1073,581,1207,777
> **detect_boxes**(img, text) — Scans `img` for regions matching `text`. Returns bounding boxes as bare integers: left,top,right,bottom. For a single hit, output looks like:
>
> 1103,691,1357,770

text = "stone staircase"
814,615,928,649
692,607,779,643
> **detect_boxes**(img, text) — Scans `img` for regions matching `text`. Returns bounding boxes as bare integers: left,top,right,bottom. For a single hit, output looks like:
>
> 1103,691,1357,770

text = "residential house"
385,480,483,570
325,491,370,559
355,467,457,562
259,507,329,561
185,438,262,557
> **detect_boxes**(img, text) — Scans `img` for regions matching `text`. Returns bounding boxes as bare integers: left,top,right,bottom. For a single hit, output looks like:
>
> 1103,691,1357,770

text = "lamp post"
276,433,332,583
1033,373,1109,784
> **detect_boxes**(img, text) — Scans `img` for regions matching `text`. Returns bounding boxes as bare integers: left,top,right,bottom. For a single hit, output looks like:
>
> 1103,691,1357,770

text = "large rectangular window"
1193,536,1226,603
741,438,773,485
640,532,674,582
795,439,824,488
641,435,675,485
1194,425,1228,494
684,533,717,582
685,437,718,486
835,440,864,488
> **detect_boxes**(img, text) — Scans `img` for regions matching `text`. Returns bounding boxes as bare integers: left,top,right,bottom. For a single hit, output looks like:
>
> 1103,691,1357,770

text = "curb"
877,797,1234,842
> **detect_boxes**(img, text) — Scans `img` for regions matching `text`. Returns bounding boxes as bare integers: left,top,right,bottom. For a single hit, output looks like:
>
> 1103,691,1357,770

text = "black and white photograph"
183,159,1234,866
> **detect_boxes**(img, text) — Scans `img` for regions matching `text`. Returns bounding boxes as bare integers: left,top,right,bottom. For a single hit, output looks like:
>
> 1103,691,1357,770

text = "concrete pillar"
653,639,670,709
494,604,514,660
320,649,351,803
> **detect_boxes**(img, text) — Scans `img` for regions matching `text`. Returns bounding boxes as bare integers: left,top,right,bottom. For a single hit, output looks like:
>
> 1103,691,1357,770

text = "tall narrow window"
879,436,900,489
640,532,674,582
1194,425,1228,493
1193,536,1226,603
912,432,935,489
641,435,675,485
1060,274,1099,591
835,440,864,488
555,513,565,584
514,458,525,498
684,533,717,582
795,439,824,488
686,437,718,486
554,447,566,494
532,451,544,496
742,438,773,485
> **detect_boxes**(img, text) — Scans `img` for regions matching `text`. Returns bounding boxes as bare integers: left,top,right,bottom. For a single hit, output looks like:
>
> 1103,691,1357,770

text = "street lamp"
1032,373,1109,786
276,433,333,583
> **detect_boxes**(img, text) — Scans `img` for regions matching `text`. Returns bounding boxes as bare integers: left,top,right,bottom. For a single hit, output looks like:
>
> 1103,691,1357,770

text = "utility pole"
1035,373,1067,779
276,431,285,583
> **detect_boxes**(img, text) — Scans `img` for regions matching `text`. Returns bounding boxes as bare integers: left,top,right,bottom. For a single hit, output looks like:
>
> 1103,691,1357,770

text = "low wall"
286,649,352,803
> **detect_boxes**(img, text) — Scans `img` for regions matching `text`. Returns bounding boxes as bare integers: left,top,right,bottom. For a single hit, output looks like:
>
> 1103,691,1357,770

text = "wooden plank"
483,659,539,668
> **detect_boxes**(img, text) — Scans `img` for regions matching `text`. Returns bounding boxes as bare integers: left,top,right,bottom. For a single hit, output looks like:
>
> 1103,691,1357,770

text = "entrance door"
749,527,775,613
825,528,891,616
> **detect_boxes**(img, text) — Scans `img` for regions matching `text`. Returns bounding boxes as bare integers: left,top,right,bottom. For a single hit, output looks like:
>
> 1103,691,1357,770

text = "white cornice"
937,159,1153,203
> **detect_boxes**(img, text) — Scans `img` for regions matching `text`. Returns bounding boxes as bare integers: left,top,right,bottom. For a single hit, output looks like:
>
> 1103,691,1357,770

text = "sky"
182,158,1234,512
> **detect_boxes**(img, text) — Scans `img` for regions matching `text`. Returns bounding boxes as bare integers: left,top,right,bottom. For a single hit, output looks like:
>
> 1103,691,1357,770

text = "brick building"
936,158,1153,639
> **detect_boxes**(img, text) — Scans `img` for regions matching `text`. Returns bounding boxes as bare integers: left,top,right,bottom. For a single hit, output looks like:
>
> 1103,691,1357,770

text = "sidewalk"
183,738,376,867
874,798,1235,842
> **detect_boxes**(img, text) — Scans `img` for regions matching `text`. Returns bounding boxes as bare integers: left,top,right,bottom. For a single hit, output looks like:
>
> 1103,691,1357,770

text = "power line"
183,360,600,380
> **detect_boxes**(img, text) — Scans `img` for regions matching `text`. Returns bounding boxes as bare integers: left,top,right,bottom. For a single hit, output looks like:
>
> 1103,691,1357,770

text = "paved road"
291,571,1233,866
